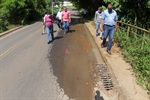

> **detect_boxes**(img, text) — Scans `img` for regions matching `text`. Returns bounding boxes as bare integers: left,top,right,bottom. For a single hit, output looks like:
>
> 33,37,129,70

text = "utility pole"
51,0,54,15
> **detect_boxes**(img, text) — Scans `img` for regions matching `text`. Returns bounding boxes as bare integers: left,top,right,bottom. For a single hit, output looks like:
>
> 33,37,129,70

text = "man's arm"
69,12,71,22
61,13,63,22
56,12,59,18
114,13,118,32
100,12,105,32
94,12,97,22
100,19,104,32
43,16,46,23
114,21,118,32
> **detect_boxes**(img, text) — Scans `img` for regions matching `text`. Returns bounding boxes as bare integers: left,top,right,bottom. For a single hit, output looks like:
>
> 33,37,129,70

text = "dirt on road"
49,16,98,100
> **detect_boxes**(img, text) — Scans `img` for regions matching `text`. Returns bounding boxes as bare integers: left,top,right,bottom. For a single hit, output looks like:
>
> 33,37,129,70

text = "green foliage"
69,0,150,30
115,28,150,94
119,0,150,30
0,0,49,32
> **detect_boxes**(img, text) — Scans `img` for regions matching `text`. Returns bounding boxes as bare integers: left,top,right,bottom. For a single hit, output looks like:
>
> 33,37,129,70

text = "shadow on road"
70,17,84,25
54,36,63,40
95,90,104,100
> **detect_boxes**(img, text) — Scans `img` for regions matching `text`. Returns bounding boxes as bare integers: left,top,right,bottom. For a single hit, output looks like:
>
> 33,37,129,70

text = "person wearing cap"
95,7,103,39
100,3,118,54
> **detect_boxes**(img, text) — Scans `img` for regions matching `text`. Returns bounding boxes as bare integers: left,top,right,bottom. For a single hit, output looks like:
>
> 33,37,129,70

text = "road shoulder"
0,26,23,37
85,21,149,100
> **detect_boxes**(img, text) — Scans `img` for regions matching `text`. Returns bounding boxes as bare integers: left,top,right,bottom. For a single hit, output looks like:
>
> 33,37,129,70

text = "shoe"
47,40,53,44
100,37,103,40
47,41,51,44
52,39,54,42
106,50,111,54
64,32,67,34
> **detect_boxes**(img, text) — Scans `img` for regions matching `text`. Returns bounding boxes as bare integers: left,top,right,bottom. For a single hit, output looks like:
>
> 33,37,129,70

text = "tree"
69,0,150,29
0,0,47,25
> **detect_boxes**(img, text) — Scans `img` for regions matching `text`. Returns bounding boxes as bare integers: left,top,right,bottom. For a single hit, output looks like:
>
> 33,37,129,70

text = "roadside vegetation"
69,0,150,95
115,23,150,95
0,0,64,33
0,0,47,32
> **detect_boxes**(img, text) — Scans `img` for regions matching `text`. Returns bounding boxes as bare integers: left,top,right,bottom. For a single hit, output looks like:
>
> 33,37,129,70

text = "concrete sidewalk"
85,21,149,100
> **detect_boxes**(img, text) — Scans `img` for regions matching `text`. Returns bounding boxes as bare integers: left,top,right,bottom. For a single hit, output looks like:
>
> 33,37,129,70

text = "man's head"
98,7,102,12
107,3,113,12
64,7,67,12
45,12,47,15
47,12,52,17
59,8,61,12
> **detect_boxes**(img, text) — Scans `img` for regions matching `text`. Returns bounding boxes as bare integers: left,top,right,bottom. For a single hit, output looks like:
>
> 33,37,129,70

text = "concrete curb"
0,26,24,37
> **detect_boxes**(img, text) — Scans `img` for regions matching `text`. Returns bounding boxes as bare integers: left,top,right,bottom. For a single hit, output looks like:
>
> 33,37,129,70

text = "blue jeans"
63,21,70,33
57,20,62,29
96,22,102,37
102,25,115,51
46,25,54,42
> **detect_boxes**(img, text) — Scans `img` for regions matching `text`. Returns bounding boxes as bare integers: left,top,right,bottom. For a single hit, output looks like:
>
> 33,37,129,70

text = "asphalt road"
0,9,104,100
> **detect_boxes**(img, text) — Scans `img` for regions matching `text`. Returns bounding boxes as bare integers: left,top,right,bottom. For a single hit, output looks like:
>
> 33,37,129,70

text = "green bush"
0,18,7,32
0,0,49,32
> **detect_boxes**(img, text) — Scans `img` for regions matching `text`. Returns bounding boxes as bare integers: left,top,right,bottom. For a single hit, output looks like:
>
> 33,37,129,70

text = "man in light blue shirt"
100,3,118,54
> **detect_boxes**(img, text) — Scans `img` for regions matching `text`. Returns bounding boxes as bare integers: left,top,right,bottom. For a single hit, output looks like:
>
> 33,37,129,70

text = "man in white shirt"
95,7,103,39
42,12,48,35
56,9,63,30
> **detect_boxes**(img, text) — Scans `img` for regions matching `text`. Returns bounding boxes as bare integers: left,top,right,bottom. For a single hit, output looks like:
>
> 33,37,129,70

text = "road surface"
0,9,104,100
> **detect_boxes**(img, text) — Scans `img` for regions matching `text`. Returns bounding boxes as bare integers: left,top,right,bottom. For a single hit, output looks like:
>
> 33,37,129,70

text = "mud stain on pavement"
49,17,97,100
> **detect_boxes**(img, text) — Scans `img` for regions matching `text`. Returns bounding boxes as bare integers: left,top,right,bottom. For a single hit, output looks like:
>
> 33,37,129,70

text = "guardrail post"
127,26,130,37
141,32,145,49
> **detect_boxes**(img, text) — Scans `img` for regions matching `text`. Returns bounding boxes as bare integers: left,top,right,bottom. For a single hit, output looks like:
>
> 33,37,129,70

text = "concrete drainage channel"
94,64,125,100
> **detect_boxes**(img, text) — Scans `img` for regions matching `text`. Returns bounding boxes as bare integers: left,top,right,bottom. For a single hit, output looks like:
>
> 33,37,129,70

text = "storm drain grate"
96,64,114,91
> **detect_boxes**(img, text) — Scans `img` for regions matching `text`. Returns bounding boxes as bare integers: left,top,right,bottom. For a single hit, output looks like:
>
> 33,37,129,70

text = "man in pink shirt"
62,7,71,34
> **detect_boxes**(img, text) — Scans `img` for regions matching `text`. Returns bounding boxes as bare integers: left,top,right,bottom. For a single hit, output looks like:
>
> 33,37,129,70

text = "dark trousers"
57,19,62,29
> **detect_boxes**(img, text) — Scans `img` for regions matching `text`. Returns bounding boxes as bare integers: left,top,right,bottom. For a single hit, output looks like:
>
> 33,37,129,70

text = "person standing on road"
42,12,48,35
62,7,71,34
56,9,63,30
95,7,103,39
44,12,55,44
100,3,118,54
